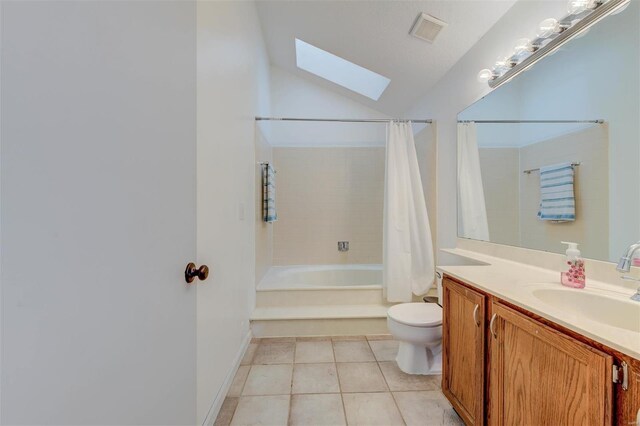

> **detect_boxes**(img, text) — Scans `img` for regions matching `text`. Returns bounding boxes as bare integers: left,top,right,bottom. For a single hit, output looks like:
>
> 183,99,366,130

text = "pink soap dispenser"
560,241,585,288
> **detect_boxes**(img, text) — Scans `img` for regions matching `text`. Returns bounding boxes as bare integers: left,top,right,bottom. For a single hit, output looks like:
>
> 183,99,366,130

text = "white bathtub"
258,264,382,290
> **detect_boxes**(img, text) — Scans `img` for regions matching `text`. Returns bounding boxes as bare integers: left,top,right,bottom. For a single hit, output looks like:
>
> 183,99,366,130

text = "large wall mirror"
457,1,639,263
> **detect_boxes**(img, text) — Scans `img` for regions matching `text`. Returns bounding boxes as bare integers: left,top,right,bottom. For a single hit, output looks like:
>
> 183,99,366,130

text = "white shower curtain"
457,122,490,241
383,121,435,303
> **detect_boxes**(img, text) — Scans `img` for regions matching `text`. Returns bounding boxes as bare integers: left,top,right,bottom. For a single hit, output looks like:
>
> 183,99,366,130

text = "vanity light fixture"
477,0,630,89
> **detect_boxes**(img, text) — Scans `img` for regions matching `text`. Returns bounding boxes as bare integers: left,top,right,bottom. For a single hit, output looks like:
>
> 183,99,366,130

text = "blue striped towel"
262,164,277,223
537,162,575,222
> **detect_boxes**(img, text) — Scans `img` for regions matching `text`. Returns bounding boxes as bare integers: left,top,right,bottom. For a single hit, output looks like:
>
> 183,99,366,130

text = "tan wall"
519,125,609,260
272,147,385,265
478,148,521,247
255,129,273,284
271,139,438,266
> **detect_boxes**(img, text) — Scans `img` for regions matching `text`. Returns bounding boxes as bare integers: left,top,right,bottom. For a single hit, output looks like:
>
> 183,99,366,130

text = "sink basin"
531,288,640,333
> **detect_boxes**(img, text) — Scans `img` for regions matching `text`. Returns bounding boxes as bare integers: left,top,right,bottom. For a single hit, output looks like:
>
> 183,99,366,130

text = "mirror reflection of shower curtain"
383,121,435,303
457,122,490,241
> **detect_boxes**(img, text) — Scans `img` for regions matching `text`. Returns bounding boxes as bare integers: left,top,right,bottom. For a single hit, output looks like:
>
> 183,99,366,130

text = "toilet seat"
388,303,442,327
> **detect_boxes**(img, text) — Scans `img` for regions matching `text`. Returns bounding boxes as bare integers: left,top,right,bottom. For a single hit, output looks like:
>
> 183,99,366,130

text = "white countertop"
437,248,640,360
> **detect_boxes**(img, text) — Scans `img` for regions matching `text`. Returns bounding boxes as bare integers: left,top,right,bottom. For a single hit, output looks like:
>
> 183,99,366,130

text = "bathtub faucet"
338,241,349,252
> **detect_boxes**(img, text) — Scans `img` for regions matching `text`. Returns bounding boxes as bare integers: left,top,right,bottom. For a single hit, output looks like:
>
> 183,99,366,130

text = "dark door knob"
185,262,209,283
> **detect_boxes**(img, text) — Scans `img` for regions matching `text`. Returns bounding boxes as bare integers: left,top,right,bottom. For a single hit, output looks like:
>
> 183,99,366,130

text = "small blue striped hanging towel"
537,162,575,222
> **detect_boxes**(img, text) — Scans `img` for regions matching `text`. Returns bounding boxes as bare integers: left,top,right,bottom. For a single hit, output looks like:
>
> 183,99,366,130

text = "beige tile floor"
215,335,464,426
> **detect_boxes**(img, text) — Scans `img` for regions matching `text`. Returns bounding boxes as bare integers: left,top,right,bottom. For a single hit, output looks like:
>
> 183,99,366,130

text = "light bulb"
537,18,561,38
477,69,494,83
568,0,598,14
493,56,514,74
513,38,533,55
512,38,534,63
492,63,508,78
568,0,588,14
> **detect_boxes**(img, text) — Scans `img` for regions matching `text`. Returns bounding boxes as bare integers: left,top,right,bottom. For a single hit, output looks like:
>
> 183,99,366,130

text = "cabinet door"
615,357,640,426
489,302,613,426
442,278,486,425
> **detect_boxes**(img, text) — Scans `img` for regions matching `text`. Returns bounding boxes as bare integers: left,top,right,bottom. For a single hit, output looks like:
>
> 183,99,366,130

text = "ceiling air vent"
410,13,448,43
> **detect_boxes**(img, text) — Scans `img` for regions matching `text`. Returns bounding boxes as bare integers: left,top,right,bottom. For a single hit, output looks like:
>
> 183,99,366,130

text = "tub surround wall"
268,133,437,267
272,147,385,265
255,129,274,285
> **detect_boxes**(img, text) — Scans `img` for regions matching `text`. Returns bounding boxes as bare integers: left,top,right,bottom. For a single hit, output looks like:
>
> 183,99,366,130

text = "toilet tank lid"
387,303,442,327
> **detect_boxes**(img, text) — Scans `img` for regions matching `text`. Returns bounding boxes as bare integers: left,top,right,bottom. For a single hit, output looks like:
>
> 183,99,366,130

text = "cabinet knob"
185,262,210,283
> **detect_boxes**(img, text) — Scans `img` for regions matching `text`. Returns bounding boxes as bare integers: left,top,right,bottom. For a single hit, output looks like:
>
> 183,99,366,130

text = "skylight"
295,38,391,101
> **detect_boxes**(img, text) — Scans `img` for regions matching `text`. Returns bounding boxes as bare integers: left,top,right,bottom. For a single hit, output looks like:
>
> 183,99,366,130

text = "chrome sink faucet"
617,241,640,301
617,241,640,273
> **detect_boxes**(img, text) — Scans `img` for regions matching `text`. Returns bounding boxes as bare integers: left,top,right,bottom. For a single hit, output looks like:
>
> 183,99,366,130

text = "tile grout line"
288,342,295,424
339,392,349,426
238,365,251,396
226,345,258,426
368,338,407,425
333,340,349,425
389,389,409,426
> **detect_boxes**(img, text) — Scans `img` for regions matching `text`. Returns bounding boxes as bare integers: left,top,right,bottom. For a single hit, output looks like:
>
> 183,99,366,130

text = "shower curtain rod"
255,116,433,124
457,119,604,124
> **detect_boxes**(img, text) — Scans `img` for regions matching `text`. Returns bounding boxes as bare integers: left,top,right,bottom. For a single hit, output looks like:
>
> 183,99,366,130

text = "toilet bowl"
387,303,442,375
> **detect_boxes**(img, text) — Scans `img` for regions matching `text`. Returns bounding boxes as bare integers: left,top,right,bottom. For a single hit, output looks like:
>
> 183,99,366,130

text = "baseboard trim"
201,330,252,426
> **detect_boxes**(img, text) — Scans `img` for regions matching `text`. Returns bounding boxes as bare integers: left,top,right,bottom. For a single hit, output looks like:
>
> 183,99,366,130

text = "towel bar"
523,162,581,174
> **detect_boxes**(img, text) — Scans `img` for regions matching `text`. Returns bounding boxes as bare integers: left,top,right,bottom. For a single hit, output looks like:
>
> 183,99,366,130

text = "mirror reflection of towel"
537,162,575,222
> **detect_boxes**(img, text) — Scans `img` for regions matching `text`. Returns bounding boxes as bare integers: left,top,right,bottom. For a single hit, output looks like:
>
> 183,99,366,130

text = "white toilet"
387,275,443,375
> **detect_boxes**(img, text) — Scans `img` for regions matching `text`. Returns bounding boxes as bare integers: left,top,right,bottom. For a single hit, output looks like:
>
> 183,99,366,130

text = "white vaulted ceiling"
256,0,517,116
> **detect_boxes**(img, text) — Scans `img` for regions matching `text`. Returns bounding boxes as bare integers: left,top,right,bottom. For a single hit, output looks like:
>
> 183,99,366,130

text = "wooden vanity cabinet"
442,277,486,426
488,301,613,426
441,275,637,426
